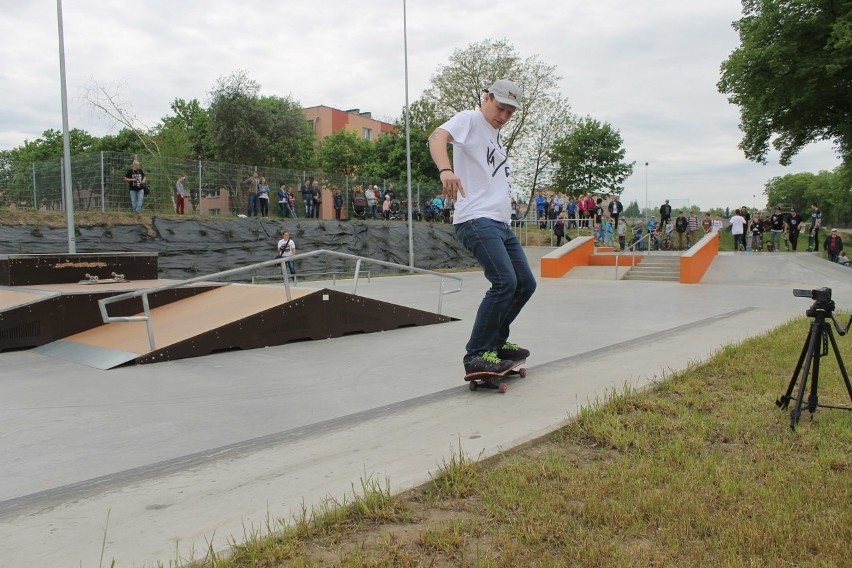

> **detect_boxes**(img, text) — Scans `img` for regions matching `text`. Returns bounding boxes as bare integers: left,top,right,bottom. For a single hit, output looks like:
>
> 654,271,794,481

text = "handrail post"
281,260,291,300
142,293,156,351
352,258,363,295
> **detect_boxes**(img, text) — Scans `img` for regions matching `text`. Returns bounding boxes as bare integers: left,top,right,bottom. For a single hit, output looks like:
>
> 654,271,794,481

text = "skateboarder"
429,79,536,376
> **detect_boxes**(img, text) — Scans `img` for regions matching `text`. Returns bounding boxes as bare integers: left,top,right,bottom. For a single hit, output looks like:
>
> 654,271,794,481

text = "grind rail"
97,250,464,351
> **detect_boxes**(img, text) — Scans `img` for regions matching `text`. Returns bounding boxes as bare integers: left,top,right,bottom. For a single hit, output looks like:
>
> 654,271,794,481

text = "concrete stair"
623,254,681,281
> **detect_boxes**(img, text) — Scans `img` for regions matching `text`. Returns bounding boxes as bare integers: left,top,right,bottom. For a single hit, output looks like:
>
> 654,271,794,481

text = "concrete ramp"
35,285,457,369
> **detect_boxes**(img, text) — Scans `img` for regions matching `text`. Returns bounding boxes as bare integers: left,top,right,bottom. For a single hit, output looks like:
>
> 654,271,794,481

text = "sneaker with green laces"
497,342,530,361
464,350,514,375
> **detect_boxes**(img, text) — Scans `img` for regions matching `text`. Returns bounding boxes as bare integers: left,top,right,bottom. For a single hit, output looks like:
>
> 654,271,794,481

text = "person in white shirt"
428,79,536,376
730,209,747,251
276,231,296,279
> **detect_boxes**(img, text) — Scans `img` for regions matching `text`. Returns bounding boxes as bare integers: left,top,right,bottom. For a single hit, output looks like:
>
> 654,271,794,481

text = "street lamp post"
644,162,649,222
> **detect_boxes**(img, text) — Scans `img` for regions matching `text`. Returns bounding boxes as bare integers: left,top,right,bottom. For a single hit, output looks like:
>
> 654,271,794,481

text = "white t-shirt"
277,238,295,258
730,215,746,235
439,110,513,225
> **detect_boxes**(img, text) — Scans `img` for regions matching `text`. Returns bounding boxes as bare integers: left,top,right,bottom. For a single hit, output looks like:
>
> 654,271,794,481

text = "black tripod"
776,294,852,430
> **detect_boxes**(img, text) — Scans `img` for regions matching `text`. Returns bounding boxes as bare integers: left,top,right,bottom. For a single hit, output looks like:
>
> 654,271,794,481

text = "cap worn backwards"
486,79,523,109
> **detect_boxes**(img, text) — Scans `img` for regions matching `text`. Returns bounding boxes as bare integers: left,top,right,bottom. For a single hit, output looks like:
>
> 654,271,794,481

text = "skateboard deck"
78,272,128,285
465,359,527,393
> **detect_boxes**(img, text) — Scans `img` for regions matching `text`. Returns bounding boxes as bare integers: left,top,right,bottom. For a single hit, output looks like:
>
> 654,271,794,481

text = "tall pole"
57,0,76,252
403,0,414,268
644,162,649,223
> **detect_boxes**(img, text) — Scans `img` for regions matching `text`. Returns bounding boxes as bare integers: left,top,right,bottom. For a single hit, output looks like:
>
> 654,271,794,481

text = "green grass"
175,319,852,567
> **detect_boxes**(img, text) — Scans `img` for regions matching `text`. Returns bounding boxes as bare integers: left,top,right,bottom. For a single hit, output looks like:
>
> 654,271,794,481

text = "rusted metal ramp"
34,284,457,369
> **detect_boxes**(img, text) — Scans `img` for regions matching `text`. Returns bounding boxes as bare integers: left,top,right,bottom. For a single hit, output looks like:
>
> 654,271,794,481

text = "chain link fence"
0,151,445,220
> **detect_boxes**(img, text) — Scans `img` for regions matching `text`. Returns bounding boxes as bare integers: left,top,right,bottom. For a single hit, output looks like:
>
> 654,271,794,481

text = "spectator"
608,194,623,230
300,178,313,218
839,251,850,267
365,184,378,219
276,230,296,279
768,206,785,252
687,210,698,247
701,212,713,235
175,174,187,215
659,199,672,227
750,212,765,251
277,183,288,217
617,218,627,251
674,210,688,250
312,181,322,219
124,159,147,214
554,212,566,246
244,171,260,217
333,188,344,220
786,207,803,251
824,228,843,262
711,214,723,234
730,208,747,251
382,194,391,220
258,176,270,218
810,202,822,251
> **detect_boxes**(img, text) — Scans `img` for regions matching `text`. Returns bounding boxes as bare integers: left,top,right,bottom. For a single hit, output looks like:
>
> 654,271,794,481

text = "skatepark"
2,247,852,567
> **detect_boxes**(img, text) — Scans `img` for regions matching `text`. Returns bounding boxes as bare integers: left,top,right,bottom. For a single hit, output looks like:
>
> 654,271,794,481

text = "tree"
717,0,852,166
624,200,641,218
207,70,314,168
85,81,161,156
765,169,851,225
422,39,569,199
157,98,211,159
549,116,634,197
316,130,374,176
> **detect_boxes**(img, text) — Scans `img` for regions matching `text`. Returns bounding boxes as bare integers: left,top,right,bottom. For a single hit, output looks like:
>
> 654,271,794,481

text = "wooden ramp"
34,285,457,369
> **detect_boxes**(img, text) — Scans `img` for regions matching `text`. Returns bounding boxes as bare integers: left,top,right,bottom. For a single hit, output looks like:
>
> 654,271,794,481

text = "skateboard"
78,272,128,284
465,359,527,393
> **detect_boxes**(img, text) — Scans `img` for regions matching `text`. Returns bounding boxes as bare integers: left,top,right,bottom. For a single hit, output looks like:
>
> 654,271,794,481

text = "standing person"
244,171,260,217
277,183,288,217
711,214,723,232
730,208,747,251
276,230,296,279
257,176,270,218
300,178,313,218
124,159,147,214
768,206,785,252
674,210,688,251
617,218,627,251
786,207,804,251
175,174,187,215
701,212,713,235
382,193,391,220
553,213,566,247
809,202,822,251
750,212,765,251
333,188,344,220
608,194,623,231
428,78,536,375
659,199,672,228
312,181,323,219
687,210,699,247
566,197,577,229
824,229,843,262
365,184,378,219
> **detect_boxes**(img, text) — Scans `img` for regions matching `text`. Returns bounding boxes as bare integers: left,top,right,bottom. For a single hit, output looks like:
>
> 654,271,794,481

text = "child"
839,250,850,267
554,213,566,247
617,219,626,251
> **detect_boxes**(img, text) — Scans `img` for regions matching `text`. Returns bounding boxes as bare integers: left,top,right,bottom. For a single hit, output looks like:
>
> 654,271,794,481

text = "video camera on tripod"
777,287,852,430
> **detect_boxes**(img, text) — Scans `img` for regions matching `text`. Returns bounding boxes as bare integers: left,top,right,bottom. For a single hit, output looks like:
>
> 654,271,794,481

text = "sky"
0,0,842,210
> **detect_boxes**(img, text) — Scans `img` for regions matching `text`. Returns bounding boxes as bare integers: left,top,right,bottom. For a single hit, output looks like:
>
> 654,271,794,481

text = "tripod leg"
791,325,821,429
778,330,812,409
806,329,823,415
826,327,852,404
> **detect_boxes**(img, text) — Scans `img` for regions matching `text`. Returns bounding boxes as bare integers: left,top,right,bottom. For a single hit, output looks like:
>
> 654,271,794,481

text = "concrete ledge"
541,237,594,278
680,233,719,283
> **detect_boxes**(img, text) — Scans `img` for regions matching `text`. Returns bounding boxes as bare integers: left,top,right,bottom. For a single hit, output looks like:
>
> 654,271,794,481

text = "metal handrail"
97,250,464,351
614,232,655,280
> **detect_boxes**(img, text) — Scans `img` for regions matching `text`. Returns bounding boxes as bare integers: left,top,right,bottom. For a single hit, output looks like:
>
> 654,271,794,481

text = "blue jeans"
130,189,144,213
454,218,537,359
246,193,258,217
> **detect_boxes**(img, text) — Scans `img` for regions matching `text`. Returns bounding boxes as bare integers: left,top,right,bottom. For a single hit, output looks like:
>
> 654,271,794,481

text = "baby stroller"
352,194,367,220
389,199,402,220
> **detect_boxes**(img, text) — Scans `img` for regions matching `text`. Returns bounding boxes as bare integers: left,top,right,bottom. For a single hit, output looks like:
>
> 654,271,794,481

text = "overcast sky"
0,0,841,210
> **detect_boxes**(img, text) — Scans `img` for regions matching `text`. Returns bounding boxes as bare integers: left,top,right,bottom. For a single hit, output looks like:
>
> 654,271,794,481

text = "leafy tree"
624,200,641,217
765,169,851,225
316,130,374,176
422,38,569,198
362,99,449,183
549,116,634,197
208,70,314,168
157,98,211,159
718,0,852,166
2,128,98,163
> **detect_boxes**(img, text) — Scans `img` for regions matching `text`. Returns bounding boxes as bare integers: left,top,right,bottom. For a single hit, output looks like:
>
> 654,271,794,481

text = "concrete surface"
1,248,852,567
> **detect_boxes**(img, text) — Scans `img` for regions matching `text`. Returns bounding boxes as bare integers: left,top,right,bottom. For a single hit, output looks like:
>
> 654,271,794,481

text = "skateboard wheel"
518,368,527,378
469,381,478,391
498,383,508,394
